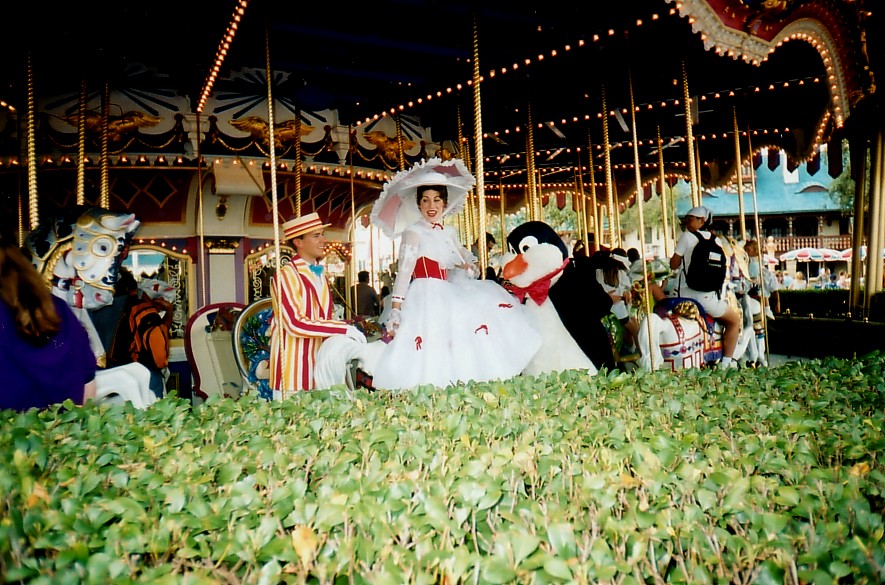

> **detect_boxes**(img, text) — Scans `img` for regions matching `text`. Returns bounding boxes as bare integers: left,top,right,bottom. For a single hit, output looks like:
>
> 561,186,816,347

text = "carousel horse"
23,206,153,407
24,206,141,361
637,237,762,371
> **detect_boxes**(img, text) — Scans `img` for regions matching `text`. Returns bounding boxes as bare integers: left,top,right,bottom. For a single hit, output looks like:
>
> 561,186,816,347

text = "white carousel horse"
24,206,140,362
23,207,154,408
637,237,764,371
94,362,157,409
637,290,759,371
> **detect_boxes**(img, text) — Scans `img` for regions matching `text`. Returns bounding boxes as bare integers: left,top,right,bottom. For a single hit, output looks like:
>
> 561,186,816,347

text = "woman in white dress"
369,158,540,390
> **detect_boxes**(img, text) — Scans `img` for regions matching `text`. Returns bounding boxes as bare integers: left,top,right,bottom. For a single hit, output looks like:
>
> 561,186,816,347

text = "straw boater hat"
282,212,331,240
370,157,475,238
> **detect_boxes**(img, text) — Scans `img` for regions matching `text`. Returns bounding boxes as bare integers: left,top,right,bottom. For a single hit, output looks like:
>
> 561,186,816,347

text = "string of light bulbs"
356,8,678,127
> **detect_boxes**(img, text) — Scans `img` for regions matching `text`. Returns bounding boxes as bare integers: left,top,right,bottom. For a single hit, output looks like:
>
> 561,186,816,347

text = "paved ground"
767,354,812,367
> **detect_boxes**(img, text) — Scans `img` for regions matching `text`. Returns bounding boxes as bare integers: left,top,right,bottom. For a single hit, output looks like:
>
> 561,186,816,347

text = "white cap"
685,205,711,222
611,253,631,269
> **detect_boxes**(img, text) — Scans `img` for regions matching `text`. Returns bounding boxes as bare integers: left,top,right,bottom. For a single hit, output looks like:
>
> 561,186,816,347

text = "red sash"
413,257,448,280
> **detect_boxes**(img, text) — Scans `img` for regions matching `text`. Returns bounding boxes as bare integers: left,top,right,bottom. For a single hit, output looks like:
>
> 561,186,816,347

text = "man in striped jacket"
269,213,365,397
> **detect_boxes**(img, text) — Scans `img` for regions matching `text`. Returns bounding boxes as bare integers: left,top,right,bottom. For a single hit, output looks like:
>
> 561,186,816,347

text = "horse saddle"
656,297,712,336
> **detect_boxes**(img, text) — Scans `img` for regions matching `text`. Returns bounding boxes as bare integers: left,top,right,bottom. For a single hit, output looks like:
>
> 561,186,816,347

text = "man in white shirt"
670,206,742,368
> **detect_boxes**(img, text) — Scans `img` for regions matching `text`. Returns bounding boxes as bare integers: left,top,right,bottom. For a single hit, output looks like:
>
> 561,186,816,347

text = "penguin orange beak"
502,254,528,280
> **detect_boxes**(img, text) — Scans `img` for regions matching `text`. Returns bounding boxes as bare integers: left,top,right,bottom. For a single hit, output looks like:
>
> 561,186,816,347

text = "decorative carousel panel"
246,173,382,232
122,245,194,340
39,63,191,156
24,168,192,224
200,67,337,159
244,245,295,305
353,114,436,170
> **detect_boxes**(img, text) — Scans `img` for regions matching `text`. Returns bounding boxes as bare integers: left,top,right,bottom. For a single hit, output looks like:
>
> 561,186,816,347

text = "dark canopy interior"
2,0,879,210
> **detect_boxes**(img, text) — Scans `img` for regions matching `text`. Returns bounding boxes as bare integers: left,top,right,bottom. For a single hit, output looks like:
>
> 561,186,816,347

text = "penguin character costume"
503,222,616,373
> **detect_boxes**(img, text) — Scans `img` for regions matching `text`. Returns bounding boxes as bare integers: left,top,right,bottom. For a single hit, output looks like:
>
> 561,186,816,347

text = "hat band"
284,217,325,238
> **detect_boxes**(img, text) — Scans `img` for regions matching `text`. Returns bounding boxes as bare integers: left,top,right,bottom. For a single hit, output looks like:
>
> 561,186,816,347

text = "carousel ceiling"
1,0,880,212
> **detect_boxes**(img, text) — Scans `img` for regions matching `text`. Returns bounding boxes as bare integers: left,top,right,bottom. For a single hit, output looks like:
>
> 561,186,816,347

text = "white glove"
344,325,367,343
386,308,402,332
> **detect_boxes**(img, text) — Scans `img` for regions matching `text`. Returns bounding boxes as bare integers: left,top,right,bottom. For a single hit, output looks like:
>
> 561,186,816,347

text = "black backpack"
684,231,726,292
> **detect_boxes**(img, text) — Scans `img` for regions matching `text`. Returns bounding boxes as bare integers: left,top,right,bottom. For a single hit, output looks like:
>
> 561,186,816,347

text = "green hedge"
2,356,885,584
778,289,885,321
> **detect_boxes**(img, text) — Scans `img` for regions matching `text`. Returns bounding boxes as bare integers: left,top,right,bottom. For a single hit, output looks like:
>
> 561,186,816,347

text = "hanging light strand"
198,0,249,113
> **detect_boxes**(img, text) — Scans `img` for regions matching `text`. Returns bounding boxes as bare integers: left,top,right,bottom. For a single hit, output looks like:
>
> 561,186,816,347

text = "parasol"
779,247,840,262
370,158,475,238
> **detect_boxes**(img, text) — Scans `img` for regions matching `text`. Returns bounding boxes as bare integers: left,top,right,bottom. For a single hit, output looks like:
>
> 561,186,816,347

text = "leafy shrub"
2,356,884,583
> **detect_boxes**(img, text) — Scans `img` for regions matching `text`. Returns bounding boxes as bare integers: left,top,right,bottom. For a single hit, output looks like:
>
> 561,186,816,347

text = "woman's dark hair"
0,227,61,344
416,185,448,206
601,257,622,288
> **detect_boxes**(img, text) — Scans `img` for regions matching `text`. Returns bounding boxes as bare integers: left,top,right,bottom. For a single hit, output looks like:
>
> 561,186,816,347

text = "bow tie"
431,222,444,230
309,264,324,277
503,259,569,305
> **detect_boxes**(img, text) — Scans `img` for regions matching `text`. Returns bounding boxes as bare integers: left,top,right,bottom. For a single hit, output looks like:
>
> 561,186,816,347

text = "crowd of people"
266,160,783,394
6,158,857,409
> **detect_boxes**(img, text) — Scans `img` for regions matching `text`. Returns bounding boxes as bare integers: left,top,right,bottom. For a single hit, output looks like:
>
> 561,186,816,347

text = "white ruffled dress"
372,221,541,390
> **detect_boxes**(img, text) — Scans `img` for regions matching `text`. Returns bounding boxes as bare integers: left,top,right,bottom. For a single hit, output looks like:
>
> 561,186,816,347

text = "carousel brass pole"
865,129,885,306
601,87,617,248
293,109,302,217
499,179,506,256
657,127,671,257
395,113,406,171
849,141,868,318
526,103,539,222
472,14,488,277
734,108,747,240
588,132,600,250
629,73,655,369
682,62,700,207
576,162,589,251
536,168,545,223
76,80,87,206
196,111,207,308
100,81,110,209
26,52,38,230
17,186,24,247
369,225,376,298
263,18,284,398
457,107,474,246
746,127,769,365
349,126,358,319
613,179,622,247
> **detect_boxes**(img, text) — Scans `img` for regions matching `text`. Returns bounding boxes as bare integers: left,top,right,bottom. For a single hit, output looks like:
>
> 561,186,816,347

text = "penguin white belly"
521,299,596,376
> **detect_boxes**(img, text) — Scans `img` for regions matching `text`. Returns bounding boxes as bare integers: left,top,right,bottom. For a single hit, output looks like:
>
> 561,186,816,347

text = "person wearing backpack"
126,279,176,398
669,206,742,369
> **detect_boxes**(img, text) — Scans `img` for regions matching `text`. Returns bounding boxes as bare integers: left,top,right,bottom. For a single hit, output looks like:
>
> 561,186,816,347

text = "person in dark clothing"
353,270,380,317
506,221,616,372
90,266,138,360
471,232,499,282
548,254,617,372
0,226,96,411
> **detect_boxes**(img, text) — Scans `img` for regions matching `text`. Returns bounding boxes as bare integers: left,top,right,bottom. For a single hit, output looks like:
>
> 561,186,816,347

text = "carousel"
0,0,881,399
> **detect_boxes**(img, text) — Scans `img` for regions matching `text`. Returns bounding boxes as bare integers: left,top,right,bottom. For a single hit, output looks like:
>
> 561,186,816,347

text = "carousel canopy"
0,0,880,214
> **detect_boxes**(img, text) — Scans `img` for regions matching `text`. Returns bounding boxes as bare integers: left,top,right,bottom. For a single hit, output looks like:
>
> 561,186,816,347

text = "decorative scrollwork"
245,245,294,304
